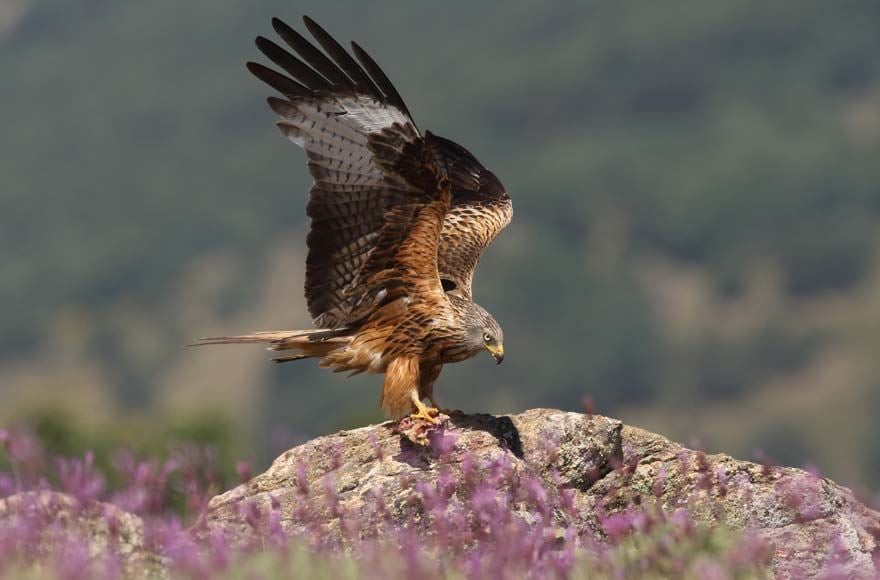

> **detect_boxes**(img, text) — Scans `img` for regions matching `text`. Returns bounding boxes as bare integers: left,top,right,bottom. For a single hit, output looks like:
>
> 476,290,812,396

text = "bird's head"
466,303,504,364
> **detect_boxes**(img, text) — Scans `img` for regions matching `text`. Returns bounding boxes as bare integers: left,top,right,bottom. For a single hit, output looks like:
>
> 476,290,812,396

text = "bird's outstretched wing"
430,136,512,299
249,16,449,327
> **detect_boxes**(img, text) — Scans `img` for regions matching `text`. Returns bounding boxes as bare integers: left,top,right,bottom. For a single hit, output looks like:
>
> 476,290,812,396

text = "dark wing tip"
246,61,309,98
299,16,383,100
301,15,331,47
302,14,319,30
271,16,296,41
350,40,414,122
271,15,353,90
254,35,282,61
254,34,272,50
256,15,414,124
245,60,262,75
256,34,333,92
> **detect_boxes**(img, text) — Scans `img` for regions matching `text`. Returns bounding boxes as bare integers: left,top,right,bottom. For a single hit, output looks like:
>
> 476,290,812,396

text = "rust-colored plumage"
193,16,511,421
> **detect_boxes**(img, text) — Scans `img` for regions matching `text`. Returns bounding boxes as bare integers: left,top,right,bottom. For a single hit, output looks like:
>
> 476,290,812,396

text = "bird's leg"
420,368,458,415
427,394,462,416
410,389,440,424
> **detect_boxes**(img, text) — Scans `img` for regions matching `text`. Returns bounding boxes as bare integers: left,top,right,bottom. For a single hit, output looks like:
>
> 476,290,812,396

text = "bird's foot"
410,400,441,425
394,398,450,445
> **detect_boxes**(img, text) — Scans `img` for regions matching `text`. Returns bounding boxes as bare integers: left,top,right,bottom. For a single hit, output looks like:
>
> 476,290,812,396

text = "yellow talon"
410,396,440,424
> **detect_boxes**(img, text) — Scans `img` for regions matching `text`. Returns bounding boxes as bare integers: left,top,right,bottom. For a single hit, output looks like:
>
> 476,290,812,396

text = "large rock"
199,409,880,578
197,410,622,544
587,424,880,578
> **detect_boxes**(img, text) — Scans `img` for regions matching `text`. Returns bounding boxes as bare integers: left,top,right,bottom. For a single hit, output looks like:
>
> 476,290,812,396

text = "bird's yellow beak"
487,343,504,364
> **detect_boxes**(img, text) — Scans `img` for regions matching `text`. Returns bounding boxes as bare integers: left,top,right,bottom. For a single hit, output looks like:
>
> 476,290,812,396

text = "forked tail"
189,327,353,363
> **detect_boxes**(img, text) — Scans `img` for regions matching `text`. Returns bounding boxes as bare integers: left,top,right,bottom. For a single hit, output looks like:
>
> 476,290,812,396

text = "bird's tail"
189,327,353,363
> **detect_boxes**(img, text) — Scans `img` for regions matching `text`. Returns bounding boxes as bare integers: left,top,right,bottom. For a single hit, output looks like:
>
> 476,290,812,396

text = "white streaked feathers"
273,96,412,174
338,96,410,132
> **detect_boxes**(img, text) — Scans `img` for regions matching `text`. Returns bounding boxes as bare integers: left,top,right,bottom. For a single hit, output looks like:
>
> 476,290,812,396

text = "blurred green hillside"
2,1,880,490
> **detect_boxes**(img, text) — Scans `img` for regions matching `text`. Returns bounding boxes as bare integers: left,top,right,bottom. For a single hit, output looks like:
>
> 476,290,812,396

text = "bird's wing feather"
429,135,512,299
249,16,448,327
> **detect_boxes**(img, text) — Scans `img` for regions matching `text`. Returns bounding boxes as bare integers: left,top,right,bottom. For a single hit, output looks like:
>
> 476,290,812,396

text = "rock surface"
200,409,880,578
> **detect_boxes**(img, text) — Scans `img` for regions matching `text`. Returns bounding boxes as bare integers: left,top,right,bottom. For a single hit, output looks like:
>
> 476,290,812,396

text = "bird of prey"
194,16,512,423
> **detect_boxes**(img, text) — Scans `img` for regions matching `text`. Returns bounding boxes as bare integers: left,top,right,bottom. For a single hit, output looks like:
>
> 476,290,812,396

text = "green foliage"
572,521,769,580
2,0,880,488
6,407,245,495
696,328,819,401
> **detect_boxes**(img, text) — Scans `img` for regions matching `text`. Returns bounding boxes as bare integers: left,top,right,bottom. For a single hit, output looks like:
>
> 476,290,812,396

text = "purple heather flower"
653,465,667,498
368,432,385,461
1,429,41,465
429,427,457,457
243,500,263,532
670,507,696,538
523,475,548,515
715,466,729,497
677,449,690,474
295,461,309,496
267,499,286,547
727,530,772,570
322,474,341,519
236,461,252,483
208,528,230,571
57,451,105,502
602,512,634,543
54,537,92,580
0,473,16,497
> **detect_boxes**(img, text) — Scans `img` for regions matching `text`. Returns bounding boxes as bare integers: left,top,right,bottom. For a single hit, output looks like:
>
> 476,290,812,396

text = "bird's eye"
483,333,492,343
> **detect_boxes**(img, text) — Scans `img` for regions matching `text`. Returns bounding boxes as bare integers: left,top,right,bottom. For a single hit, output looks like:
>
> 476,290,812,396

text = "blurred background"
2,0,879,493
